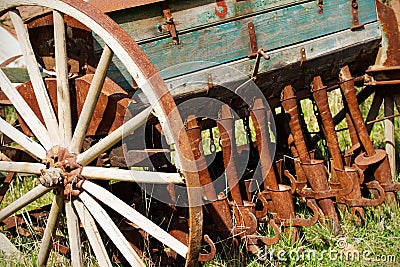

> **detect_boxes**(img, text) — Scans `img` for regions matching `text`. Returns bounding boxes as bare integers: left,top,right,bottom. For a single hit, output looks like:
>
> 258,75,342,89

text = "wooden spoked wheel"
0,0,203,266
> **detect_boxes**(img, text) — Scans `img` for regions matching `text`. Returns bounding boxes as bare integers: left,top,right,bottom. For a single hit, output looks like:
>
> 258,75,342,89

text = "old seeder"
0,0,399,265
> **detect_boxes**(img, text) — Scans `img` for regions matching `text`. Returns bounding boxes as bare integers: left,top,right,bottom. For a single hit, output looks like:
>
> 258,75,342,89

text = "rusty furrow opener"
339,65,400,205
217,104,280,250
186,115,233,236
281,85,345,233
250,98,318,231
311,76,385,224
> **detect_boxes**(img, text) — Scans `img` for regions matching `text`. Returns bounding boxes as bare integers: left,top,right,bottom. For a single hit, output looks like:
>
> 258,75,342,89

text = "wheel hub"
40,146,84,197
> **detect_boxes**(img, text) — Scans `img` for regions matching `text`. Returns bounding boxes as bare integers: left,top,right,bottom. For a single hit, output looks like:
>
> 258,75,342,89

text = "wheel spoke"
0,68,52,150
81,166,184,184
37,194,64,266
0,117,47,159
81,181,189,258
53,10,72,146
76,106,151,166
9,9,59,145
65,200,83,267
0,232,20,257
73,199,113,267
78,191,146,267
0,161,45,174
0,185,52,221
69,45,113,153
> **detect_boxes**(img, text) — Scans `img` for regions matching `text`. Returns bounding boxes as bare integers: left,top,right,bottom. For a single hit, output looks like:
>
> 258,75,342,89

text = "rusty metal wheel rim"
0,0,202,265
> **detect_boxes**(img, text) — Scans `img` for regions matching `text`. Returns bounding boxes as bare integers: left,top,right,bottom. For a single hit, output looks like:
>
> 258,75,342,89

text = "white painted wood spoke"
37,194,64,266
82,181,189,258
73,199,113,267
0,161,45,174
8,9,59,145
0,185,52,221
53,10,72,147
78,191,146,267
0,117,47,159
65,200,83,267
0,232,20,258
81,166,184,184
0,69,52,150
69,45,113,153
76,106,152,166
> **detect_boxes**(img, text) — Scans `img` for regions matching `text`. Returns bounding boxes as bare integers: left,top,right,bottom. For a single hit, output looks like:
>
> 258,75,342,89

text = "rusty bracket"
248,22,270,79
318,0,323,14
198,235,216,262
248,22,259,58
338,181,385,207
248,22,269,59
162,2,179,44
244,219,281,247
231,202,258,236
350,0,364,31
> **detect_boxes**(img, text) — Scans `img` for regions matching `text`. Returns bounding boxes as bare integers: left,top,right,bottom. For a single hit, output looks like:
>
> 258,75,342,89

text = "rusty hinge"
248,22,259,59
161,2,179,44
350,0,364,31
248,22,270,79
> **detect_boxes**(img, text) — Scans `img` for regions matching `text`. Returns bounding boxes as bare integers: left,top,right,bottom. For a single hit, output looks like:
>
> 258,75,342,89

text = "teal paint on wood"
110,0,308,42
127,22,381,108
99,0,379,91
134,0,378,79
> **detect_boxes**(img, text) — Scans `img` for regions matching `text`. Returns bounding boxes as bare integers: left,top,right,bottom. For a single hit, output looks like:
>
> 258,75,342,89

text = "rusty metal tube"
250,98,279,190
340,65,397,204
186,115,233,233
281,85,311,164
312,76,344,172
281,85,341,232
217,104,243,206
339,66,376,156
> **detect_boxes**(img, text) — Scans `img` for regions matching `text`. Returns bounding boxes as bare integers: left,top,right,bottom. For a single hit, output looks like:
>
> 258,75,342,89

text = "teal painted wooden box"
103,0,381,101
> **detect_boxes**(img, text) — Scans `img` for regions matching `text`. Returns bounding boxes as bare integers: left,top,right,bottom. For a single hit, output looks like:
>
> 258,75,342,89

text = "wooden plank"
105,0,378,83
110,0,308,42
88,0,163,13
125,22,381,106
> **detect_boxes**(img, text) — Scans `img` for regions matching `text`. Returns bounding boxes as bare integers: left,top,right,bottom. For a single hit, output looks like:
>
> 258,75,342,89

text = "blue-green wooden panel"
96,0,379,91
110,0,309,42
137,0,377,79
